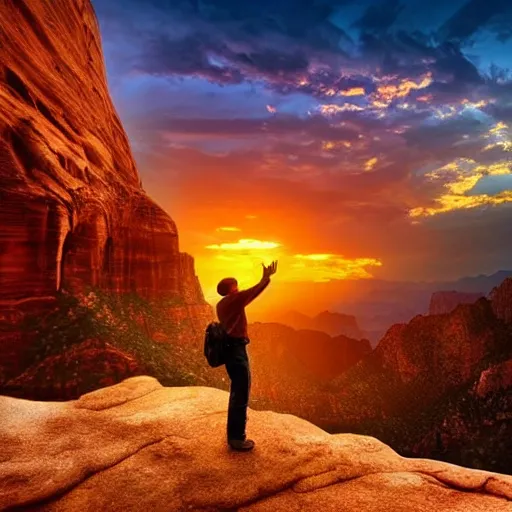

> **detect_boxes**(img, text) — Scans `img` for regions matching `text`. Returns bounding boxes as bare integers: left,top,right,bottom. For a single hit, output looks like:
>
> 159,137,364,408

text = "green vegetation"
19,288,211,390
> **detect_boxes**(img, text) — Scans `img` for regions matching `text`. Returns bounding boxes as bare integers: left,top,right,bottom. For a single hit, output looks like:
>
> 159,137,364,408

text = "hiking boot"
228,438,255,451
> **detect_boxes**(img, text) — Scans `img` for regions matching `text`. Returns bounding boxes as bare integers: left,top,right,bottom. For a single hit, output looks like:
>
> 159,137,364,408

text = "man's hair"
217,277,237,296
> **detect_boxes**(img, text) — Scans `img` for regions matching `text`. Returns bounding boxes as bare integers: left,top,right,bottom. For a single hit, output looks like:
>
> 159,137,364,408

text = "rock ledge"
0,376,511,511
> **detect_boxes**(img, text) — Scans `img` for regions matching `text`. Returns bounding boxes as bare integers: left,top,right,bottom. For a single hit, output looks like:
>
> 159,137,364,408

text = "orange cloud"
339,87,365,96
482,121,511,151
319,103,364,115
322,140,352,151
375,73,432,104
364,157,378,171
216,226,241,232
316,74,432,116
372,100,389,109
409,191,512,217
206,238,281,250
409,159,512,217
289,253,383,282
461,98,489,109
489,121,508,134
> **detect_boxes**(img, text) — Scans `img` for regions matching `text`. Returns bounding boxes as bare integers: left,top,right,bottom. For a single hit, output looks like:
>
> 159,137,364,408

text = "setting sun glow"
195,227,384,312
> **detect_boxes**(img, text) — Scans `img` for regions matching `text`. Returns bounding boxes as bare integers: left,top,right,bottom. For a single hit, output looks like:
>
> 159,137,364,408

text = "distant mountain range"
447,270,512,292
321,276,512,474
331,270,512,345
264,271,512,346
248,276,512,474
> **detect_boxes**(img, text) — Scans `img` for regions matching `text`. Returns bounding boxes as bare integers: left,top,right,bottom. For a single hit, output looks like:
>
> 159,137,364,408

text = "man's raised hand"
262,260,278,278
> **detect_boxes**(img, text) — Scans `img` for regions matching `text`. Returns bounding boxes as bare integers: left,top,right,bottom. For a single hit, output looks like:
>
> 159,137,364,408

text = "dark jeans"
224,338,251,441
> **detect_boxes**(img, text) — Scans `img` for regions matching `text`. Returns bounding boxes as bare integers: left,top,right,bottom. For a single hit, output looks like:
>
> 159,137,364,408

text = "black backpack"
204,322,229,367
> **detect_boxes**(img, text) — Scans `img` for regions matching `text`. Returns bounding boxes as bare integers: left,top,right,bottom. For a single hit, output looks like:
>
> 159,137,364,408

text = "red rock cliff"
374,299,505,392
0,0,204,301
0,0,213,388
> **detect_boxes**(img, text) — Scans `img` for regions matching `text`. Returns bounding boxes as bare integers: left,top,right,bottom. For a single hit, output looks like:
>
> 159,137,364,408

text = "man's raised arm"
235,260,278,307
236,275,271,307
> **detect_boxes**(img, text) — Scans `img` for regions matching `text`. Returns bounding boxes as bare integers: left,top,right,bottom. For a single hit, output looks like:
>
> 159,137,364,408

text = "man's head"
217,277,238,296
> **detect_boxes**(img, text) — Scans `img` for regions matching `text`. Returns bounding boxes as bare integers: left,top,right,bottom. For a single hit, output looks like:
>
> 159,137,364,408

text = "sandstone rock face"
429,291,484,315
0,0,186,300
0,0,212,387
178,253,206,305
0,376,511,512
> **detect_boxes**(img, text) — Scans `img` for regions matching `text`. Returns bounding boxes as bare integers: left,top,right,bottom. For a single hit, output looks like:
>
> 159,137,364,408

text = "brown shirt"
216,276,271,340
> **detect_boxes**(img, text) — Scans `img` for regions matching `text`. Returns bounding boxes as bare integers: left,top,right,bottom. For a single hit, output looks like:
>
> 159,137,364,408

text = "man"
216,260,278,451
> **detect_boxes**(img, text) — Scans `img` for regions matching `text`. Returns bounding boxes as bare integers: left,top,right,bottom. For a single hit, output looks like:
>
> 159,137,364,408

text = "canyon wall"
0,0,213,393
320,278,512,473
374,298,504,392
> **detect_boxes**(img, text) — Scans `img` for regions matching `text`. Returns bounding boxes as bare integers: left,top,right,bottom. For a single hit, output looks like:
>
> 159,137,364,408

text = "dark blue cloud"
92,0,512,210
94,0,512,96
352,0,405,35
88,0,512,282
438,0,511,43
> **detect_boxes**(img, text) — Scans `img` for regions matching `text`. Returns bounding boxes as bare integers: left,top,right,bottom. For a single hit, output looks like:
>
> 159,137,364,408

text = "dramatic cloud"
290,254,383,282
92,0,512,297
438,0,510,42
206,239,282,250
216,226,242,232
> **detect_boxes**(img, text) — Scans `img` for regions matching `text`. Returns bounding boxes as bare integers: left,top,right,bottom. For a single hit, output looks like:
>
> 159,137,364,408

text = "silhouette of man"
216,260,278,451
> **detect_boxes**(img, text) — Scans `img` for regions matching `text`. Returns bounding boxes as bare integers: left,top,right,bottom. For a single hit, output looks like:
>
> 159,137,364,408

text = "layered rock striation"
0,0,213,394
0,0,208,303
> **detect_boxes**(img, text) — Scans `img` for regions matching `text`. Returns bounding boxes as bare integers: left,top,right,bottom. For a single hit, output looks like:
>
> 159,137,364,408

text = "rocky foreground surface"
0,376,511,512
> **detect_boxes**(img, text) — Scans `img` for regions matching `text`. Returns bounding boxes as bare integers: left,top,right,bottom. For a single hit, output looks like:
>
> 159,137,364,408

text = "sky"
91,0,512,310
